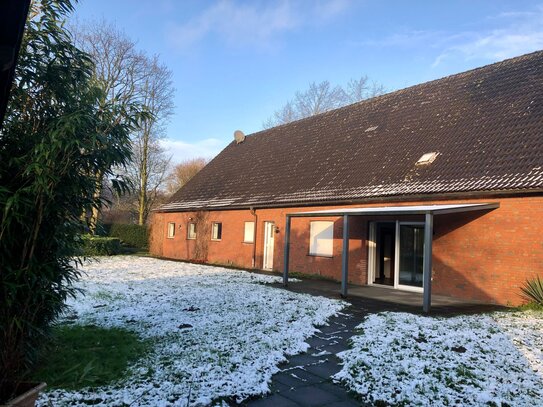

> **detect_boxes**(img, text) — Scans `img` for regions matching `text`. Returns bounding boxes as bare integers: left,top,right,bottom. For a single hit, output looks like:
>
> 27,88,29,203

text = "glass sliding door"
398,223,425,289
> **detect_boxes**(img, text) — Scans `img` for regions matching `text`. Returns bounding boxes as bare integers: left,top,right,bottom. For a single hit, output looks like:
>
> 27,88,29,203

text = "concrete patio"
272,276,504,315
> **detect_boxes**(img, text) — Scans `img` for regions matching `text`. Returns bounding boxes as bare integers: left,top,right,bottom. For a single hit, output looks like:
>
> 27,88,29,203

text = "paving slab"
247,393,300,407
322,400,363,407
283,385,342,406
274,368,325,387
302,360,342,378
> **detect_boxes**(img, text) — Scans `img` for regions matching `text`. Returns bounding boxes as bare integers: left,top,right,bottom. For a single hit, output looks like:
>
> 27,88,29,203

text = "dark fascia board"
154,188,542,213
431,203,500,215
286,203,500,218
0,0,31,127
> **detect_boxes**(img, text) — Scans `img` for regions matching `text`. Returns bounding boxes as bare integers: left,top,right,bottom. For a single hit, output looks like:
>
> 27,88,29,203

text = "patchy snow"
38,256,345,406
334,311,543,406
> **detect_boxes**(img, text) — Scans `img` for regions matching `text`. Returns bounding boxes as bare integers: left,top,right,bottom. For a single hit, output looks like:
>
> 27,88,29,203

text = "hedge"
81,235,122,256
105,223,148,249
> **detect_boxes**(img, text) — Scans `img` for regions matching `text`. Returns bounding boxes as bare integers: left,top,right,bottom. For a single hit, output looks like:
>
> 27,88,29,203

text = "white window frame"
309,221,334,257
167,222,175,238
211,222,222,241
243,221,255,243
367,220,424,293
187,222,197,240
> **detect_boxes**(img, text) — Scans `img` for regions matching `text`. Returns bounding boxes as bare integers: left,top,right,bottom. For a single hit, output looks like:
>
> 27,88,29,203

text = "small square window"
187,222,197,240
211,222,222,240
244,221,255,243
167,222,175,238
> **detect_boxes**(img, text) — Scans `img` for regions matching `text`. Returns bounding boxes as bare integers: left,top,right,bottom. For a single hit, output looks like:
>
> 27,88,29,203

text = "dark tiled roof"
162,51,543,212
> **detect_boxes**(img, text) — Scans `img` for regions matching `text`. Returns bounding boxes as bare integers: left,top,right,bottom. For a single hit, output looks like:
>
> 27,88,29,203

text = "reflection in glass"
399,225,424,287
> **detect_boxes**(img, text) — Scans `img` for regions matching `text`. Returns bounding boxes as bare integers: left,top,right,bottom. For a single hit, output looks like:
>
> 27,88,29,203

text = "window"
167,222,175,238
211,222,222,240
309,221,334,257
187,222,197,239
244,221,255,243
416,151,439,166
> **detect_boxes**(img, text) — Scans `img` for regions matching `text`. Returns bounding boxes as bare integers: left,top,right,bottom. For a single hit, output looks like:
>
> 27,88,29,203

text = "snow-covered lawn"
38,256,345,406
334,311,543,406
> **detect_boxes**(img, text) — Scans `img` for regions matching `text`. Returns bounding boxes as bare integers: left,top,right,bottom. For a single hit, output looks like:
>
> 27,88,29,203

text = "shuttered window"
309,221,334,257
244,222,255,243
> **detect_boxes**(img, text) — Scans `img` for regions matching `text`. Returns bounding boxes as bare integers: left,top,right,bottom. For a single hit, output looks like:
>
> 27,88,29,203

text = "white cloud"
160,137,226,164
358,5,543,68
360,30,443,48
434,31,543,67
432,5,543,67
167,0,351,50
313,0,353,22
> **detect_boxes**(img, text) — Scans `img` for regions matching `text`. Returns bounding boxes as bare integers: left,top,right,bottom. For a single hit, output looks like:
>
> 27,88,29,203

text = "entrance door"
263,221,275,270
369,221,425,292
398,223,425,289
374,223,395,286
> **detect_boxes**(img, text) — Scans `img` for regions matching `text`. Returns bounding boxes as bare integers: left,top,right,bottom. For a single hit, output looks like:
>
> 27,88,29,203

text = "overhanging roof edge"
432,203,499,215
286,203,500,218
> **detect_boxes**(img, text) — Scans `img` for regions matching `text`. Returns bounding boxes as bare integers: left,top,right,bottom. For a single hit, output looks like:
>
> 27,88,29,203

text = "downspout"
250,207,257,268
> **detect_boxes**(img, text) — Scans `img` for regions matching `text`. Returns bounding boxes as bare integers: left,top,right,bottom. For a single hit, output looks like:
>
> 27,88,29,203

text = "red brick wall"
149,196,543,305
432,197,543,305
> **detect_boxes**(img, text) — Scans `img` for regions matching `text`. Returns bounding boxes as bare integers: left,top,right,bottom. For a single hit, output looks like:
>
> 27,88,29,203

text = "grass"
516,302,543,312
30,324,150,390
288,271,337,282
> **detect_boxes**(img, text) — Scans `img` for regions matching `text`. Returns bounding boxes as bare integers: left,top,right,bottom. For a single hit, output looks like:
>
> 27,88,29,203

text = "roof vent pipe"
234,130,246,144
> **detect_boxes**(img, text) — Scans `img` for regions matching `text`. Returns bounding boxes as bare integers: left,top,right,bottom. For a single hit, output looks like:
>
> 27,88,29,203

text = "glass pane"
399,225,424,287
188,223,196,239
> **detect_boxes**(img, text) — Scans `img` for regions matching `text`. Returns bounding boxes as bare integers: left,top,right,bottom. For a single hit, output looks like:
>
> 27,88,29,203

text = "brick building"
150,51,543,306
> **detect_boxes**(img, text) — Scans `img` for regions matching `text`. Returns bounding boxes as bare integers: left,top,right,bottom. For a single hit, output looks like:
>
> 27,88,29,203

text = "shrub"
81,236,122,256
0,0,135,381
520,276,543,305
107,223,148,249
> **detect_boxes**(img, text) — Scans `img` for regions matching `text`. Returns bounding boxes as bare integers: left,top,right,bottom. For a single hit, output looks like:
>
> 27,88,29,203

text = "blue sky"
72,0,543,162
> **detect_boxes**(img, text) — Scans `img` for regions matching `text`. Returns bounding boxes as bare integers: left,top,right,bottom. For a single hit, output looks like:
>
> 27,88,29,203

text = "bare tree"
129,56,175,225
165,157,208,196
263,77,386,128
74,20,175,227
344,76,386,104
73,20,147,231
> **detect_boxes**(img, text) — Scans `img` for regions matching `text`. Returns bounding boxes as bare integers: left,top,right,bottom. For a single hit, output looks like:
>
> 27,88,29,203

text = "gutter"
154,188,543,213
250,206,257,268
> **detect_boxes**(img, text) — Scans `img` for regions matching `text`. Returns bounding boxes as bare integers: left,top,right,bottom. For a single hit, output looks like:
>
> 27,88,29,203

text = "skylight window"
416,152,439,165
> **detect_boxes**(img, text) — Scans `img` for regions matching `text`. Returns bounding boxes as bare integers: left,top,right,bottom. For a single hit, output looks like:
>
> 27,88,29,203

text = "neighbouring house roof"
161,51,543,212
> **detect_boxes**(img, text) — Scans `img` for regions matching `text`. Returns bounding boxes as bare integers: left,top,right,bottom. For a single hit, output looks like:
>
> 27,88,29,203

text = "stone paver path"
245,306,368,407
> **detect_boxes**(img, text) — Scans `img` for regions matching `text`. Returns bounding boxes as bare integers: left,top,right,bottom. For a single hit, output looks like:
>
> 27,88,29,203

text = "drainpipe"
250,207,258,268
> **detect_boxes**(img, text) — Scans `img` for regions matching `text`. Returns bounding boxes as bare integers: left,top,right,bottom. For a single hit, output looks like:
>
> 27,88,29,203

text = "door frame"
262,221,275,270
396,221,424,293
368,220,425,293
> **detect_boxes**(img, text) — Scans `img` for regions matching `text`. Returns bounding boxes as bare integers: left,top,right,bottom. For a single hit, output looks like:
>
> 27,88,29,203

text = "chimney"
234,130,246,144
